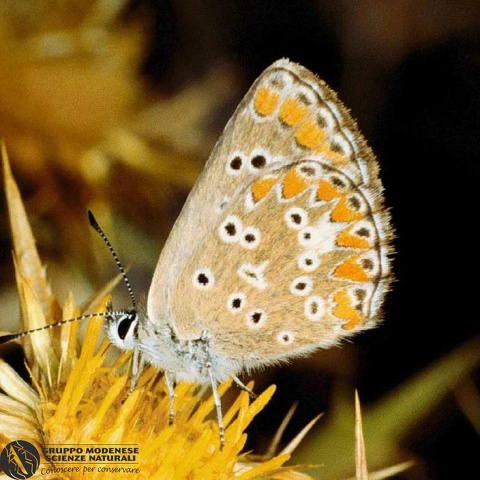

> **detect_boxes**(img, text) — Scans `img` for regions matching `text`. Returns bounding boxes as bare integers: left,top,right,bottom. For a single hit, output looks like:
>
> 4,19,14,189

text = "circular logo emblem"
0,440,40,479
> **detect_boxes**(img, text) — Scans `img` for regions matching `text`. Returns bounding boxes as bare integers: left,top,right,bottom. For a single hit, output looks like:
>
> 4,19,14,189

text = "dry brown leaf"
355,391,368,480
2,142,54,322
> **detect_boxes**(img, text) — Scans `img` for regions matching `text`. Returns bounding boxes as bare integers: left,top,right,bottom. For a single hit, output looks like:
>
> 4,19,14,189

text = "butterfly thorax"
106,309,240,384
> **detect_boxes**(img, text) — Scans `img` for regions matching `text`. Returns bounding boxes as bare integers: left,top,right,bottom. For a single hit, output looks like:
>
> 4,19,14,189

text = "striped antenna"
0,211,137,346
0,311,125,345
87,210,137,309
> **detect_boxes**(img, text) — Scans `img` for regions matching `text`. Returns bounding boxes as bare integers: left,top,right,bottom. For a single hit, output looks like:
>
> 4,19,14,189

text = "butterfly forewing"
148,59,392,365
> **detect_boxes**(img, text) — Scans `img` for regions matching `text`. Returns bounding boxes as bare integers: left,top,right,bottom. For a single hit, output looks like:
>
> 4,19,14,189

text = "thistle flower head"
0,146,313,479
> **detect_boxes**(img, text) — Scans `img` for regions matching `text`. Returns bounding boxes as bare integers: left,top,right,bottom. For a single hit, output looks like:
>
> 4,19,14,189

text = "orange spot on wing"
334,254,370,282
254,87,280,117
251,176,278,202
294,117,326,150
336,226,370,249
333,289,364,330
282,168,309,199
331,196,365,222
279,98,308,126
316,179,343,201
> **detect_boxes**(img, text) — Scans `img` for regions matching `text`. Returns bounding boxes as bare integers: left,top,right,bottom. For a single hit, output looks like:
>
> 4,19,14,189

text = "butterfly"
2,59,393,448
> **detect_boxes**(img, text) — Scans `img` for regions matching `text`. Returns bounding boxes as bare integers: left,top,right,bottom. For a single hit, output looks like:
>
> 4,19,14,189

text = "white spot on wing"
218,215,243,243
298,213,344,252
285,207,309,229
246,309,268,329
192,267,215,290
240,226,261,249
215,196,230,214
277,330,295,345
226,153,244,176
290,276,313,296
227,292,247,313
304,295,325,321
238,262,269,290
297,250,321,272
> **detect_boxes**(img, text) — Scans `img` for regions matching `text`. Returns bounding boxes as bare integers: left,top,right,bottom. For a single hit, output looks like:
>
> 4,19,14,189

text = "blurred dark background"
0,1,479,479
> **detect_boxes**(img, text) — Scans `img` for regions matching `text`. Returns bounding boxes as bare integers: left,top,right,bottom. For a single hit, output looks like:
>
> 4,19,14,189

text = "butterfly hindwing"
170,158,388,366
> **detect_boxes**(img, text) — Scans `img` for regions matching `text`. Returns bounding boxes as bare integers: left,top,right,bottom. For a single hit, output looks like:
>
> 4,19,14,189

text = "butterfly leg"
232,375,257,399
129,348,144,393
164,371,176,425
207,363,225,450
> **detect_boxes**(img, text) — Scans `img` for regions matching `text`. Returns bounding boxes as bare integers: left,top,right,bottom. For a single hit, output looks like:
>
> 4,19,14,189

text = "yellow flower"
0,146,313,479
0,312,294,479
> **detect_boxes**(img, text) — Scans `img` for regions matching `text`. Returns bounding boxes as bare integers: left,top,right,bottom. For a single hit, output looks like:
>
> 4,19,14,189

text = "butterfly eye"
106,311,139,350
192,268,215,290
117,312,138,340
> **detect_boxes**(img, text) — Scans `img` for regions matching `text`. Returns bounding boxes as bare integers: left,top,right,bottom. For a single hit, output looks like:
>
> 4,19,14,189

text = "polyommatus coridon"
2,59,393,447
